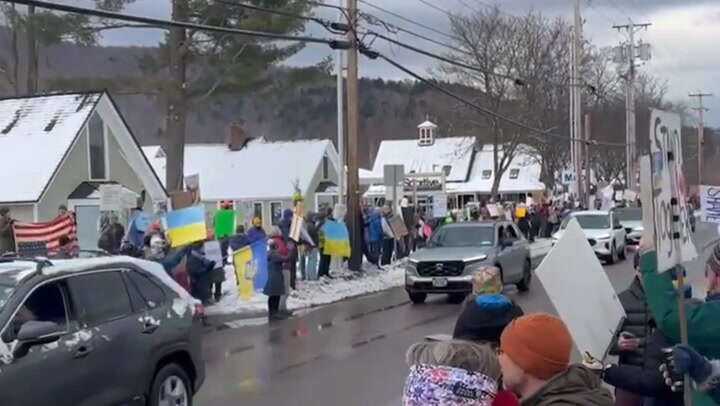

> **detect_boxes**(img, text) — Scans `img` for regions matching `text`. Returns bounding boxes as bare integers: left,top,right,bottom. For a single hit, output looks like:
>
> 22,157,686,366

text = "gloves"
667,345,720,392
660,347,688,393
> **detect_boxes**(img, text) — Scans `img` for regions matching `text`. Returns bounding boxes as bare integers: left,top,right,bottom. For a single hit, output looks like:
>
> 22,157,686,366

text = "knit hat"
403,364,498,406
500,313,572,380
472,267,503,296
454,295,524,344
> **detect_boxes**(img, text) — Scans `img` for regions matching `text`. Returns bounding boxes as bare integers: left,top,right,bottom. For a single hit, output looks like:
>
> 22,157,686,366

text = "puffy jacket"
521,365,613,406
641,251,720,406
609,277,653,367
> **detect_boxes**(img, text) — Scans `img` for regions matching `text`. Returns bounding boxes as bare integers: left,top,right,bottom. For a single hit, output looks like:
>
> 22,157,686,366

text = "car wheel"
149,363,192,406
408,292,427,304
516,259,532,292
607,243,617,265
448,293,467,304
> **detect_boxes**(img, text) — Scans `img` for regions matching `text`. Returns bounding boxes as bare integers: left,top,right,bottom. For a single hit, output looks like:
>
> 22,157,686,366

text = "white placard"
536,218,626,359
624,189,638,202
639,156,655,240
99,184,123,211
649,109,697,272
562,170,576,185
122,190,138,210
433,194,448,218
700,185,720,223
203,240,223,268
487,204,499,218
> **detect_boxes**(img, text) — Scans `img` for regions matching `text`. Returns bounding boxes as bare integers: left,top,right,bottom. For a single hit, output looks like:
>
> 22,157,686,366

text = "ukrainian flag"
323,219,351,258
167,206,207,247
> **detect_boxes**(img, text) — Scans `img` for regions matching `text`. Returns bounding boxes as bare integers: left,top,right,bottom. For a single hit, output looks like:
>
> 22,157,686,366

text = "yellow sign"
233,246,255,301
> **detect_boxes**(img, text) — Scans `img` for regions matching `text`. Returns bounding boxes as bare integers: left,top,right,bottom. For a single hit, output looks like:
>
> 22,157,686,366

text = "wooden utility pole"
25,4,38,94
346,0,362,271
584,113,591,208
689,92,712,185
166,0,189,193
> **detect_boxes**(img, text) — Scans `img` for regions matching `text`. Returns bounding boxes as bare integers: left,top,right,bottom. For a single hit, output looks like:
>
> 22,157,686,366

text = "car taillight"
194,303,205,320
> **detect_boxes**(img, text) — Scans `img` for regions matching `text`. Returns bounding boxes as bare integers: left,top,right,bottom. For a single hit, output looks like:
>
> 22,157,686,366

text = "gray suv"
405,221,532,304
0,256,205,406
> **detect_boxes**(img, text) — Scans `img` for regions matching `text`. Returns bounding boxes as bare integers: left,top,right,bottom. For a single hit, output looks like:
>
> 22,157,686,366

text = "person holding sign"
639,236,720,406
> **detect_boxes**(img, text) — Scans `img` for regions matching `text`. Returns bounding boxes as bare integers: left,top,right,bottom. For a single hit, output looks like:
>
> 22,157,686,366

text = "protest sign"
214,209,235,238
700,185,720,223
487,204,499,218
203,240,223,266
166,206,207,247
99,184,122,211
648,109,697,272
388,214,409,239
170,191,195,210
562,170,576,185
639,156,655,240
233,246,255,301
433,194,448,218
536,218,626,359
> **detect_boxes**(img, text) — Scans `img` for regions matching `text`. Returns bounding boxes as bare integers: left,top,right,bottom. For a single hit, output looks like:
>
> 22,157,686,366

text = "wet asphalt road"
195,223,718,406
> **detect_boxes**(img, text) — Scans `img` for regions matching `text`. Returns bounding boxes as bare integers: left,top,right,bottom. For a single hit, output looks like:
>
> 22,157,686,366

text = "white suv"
552,210,627,264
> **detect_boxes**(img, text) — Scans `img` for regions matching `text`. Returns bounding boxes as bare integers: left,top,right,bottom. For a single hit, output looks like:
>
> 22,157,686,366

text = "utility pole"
346,0,362,271
689,92,712,185
569,0,583,202
584,113,592,209
613,20,651,191
336,0,345,205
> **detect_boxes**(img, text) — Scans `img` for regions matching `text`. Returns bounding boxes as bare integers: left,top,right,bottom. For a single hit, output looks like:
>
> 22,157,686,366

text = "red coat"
271,236,290,269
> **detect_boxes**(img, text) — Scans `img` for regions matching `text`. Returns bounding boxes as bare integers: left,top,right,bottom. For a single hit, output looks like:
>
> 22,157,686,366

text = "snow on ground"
206,262,405,317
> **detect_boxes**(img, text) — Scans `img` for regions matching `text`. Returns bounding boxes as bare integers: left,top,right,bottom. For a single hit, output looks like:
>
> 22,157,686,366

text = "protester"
302,212,319,280
380,204,395,266
127,207,149,249
528,207,540,242
269,227,292,314
453,294,524,345
364,206,383,267
403,339,518,406
498,313,613,405
639,236,720,406
317,207,334,279
278,208,298,290
265,235,289,321
53,236,76,259
58,205,68,217
247,217,266,244
98,214,124,254
661,344,720,403
0,207,15,255
186,242,216,305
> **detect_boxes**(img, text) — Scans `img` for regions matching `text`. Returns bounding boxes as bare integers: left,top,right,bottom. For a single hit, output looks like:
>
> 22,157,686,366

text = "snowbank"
206,262,405,317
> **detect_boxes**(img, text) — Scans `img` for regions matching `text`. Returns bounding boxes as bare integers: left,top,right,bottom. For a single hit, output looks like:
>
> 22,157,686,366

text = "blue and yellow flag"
323,220,351,258
167,205,207,247
233,246,255,301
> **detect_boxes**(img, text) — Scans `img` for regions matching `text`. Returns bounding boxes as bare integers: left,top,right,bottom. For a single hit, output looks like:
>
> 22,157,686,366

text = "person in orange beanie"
498,313,612,405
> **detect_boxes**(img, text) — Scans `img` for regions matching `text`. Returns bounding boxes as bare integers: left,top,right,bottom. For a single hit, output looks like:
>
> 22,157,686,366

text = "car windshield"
614,208,642,222
562,214,610,230
0,284,14,311
430,226,494,247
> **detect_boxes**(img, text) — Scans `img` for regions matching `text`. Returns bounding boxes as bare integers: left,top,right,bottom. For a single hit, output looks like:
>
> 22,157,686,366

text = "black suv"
0,256,205,406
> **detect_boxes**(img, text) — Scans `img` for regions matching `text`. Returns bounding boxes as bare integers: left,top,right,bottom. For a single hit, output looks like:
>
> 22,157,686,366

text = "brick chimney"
227,121,249,151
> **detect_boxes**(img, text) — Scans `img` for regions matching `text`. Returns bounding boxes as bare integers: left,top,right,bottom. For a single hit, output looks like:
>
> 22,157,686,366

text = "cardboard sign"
487,204,499,218
700,185,720,223
648,109,697,272
289,214,304,242
99,184,123,211
170,191,195,211
433,194,448,218
535,218,626,359
388,214,409,239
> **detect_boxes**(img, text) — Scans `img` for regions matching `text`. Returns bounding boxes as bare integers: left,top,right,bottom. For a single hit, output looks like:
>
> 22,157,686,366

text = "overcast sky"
92,0,720,126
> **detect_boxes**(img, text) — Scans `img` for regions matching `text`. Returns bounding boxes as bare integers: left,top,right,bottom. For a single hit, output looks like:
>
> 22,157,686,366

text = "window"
419,128,433,146
322,155,329,180
88,112,106,180
509,169,520,179
126,271,166,309
253,202,263,221
67,272,132,326
482,170,492,180
270,202,282,226
430,226,494,247
3,282,69,343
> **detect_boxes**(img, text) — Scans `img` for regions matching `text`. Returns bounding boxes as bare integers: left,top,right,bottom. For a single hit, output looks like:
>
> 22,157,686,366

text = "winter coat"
521,365,613,406
229,233,249,251
247,226,266,244
603,329,682,405
640,251,720,406
264,240,289,296
306,220,319,248
279,208,293,241
380,215,395,239
609,276,653,367
0,215,15,254
364,211,383,243
98,224,123,254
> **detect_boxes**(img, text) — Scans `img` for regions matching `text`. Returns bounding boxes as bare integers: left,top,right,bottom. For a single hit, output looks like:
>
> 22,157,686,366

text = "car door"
507,224,527,280
65,270,144,406
611,214,625,249
0,280,95,406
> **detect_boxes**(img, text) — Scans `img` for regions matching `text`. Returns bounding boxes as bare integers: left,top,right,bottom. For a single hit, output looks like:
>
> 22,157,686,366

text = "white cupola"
417,116,438,146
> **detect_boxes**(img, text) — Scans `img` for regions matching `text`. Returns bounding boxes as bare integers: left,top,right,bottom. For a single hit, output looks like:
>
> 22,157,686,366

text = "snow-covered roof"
364,137,474,182
417,120,438,129
0,92,101,203
451,144,545,194
143,139,338,201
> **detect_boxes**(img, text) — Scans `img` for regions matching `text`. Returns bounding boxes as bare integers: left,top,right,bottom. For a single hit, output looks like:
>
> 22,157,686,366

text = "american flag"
13,214,78,255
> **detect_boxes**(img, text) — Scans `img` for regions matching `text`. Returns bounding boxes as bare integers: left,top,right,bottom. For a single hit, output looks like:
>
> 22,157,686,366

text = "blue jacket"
364,212,383,243
229,234,249,251
279,208,293,241
247,226,266,244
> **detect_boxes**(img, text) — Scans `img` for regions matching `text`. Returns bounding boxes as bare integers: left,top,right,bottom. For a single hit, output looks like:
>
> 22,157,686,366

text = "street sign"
700,185,720,223
649,109,697,272
433,194,448,218
561,170,576,185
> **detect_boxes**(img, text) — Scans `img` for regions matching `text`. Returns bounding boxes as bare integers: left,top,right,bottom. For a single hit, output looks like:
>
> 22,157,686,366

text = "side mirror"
13,321,62,359
614,224,623,230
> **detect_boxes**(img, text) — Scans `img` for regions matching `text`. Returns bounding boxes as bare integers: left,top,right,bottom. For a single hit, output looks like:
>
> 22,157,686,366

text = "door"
74,204,101,250
65,270,143,406
0,281,94,406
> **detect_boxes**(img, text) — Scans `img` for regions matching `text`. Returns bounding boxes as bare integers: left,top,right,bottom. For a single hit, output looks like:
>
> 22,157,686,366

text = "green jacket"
640,251,720,406
521,365,613,406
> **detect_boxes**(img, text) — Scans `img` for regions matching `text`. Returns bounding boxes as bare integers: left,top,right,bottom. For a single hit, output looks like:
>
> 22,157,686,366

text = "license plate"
432,277,448,288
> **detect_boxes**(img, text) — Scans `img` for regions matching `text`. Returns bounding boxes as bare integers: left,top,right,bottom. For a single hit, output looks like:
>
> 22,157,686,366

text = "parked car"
612,206,643,245
405,221,532,304
552,210,627,264
0,256,205,406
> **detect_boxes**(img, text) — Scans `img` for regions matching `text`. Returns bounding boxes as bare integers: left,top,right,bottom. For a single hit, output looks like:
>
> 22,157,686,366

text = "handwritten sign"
99,184,122,211
648,109,697,272
433,194,448,218
700,185,720,223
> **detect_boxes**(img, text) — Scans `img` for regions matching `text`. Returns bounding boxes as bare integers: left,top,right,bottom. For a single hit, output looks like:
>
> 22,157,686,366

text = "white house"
361,119,545,212
0,91,167,248
143,137,339,228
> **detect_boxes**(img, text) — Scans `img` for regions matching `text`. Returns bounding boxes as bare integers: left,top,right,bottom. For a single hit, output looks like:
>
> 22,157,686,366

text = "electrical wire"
363,48,626,148
360,12,467,55
417,0,454,17
358,0,460,42
5,0,347,47
213,0,346,34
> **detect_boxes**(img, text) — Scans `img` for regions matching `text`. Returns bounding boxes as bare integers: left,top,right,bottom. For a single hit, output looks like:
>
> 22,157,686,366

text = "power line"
360,12,467,55
357,0,460,42
417,0,453,17
363,48,626,147
214,0,347,33
5,0,348,48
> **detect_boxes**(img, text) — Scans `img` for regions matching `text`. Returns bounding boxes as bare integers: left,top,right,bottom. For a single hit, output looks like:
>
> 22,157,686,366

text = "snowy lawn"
206,262,406,317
